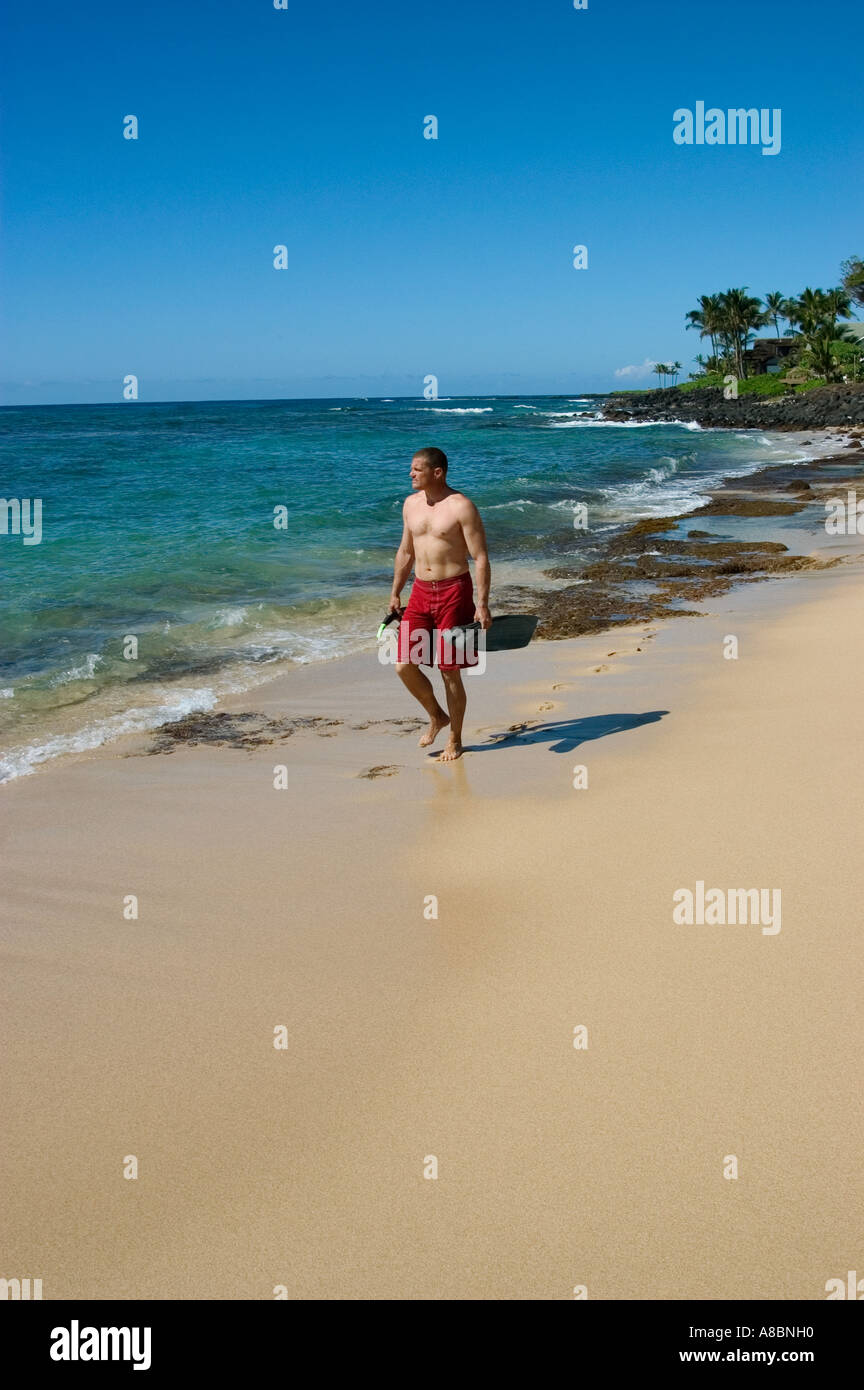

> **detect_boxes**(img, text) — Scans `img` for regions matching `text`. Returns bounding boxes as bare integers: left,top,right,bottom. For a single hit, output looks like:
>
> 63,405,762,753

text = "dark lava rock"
603,382,864,430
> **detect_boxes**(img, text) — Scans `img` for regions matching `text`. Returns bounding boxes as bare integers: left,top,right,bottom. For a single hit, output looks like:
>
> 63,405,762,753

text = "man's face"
410,455,437,490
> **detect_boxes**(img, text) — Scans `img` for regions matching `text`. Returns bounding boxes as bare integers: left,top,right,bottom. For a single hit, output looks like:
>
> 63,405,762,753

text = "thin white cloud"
614,358,658,380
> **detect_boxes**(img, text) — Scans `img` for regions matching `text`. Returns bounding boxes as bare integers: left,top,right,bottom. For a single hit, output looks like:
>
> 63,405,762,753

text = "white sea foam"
249,625,369,666
548,497,593,511
0,687,220,784
592,449,721,517
646,457,681,484
549,417,703,430
210,607,249,628
423,407,493,414
596,439,792,518
48,653,102,686
1,688,13,698
598,485,713,519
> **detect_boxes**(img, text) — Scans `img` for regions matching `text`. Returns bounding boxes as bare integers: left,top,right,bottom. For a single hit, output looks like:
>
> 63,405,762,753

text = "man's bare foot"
419,710,450,747
438,736,463,761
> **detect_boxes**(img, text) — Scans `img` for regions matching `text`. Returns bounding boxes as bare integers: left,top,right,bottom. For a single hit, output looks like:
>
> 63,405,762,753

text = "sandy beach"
2,449,863,1300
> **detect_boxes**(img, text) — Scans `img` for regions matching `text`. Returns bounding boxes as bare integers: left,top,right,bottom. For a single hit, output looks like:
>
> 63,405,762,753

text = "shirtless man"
389,446,491,762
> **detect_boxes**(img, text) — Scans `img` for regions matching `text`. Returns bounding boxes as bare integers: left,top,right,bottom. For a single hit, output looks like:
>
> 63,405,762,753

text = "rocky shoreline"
602,382,864,430
496,441,864,641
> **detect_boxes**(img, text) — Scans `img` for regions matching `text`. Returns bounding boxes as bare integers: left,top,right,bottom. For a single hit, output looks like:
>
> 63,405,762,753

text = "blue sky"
1,0,861,404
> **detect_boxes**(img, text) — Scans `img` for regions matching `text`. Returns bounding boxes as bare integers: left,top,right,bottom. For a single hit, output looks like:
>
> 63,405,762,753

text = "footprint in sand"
487,721,535,744
592,664,611,674
358,765,401,779
551,682,569,691
537,701,555,711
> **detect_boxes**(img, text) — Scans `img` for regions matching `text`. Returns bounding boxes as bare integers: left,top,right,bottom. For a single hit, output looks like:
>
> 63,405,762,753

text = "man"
389,446,491,762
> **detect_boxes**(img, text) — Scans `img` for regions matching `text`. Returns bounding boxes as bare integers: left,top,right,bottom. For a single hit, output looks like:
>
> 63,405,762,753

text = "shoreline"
3,423,862,786
514,437,864,639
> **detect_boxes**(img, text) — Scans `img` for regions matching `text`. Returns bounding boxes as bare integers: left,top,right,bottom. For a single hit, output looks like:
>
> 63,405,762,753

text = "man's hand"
389,593,402,615
474,604,492,631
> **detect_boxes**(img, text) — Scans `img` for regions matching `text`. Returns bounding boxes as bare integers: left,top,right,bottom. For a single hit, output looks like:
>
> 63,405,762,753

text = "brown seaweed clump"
142,711,427,757
146,712,342,754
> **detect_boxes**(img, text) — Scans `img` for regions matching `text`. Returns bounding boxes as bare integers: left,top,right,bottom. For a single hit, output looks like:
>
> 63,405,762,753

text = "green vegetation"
736,375,788,396
677,373,822,397
677,374,724,393
614,373,833,399
793,376,829,392
648,259,864,389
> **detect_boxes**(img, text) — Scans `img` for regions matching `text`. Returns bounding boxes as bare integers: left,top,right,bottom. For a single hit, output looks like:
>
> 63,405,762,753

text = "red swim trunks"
397,571,479,670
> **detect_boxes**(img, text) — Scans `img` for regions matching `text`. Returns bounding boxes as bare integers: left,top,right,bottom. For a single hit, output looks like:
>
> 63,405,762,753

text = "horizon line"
0,390,612,410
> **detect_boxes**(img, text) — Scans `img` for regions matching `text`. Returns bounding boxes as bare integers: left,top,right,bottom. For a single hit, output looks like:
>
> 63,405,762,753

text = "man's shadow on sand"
465,710,668,755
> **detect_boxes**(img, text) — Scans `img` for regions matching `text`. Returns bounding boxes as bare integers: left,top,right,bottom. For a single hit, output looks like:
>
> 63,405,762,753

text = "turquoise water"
0,395,812,780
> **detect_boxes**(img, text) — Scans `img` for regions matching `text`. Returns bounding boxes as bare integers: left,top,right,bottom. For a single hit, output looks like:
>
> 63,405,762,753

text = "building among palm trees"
742,337,796,375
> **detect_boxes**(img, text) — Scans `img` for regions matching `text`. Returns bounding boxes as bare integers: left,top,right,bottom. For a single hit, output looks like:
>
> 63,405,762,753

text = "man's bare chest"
409,506,462,542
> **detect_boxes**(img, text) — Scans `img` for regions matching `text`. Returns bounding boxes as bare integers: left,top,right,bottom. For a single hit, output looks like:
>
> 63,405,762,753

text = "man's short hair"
413,446,448,475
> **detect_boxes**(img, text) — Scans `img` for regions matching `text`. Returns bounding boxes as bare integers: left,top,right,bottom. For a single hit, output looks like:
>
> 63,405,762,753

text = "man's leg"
395,662,450,747
438,668,467,761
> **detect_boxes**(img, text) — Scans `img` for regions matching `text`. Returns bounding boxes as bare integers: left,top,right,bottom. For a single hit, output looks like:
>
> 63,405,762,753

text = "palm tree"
764,291,786,341
793,288,833,335
670,360,682,386
653,362,669,388
825,287,853,334
782,298,801,337
787,288,853,375
686,294,724,361
805,329,834,380
840,255,864,309
804,326,858,383
717,288,768,378
794,287,858,381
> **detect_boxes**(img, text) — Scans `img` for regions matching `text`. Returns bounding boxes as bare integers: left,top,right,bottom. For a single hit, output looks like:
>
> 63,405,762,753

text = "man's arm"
460,499,492,629
390,504,414,611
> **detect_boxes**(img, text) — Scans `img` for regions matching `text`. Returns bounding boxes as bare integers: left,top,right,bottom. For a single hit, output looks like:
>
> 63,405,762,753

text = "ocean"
0,394,815,781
